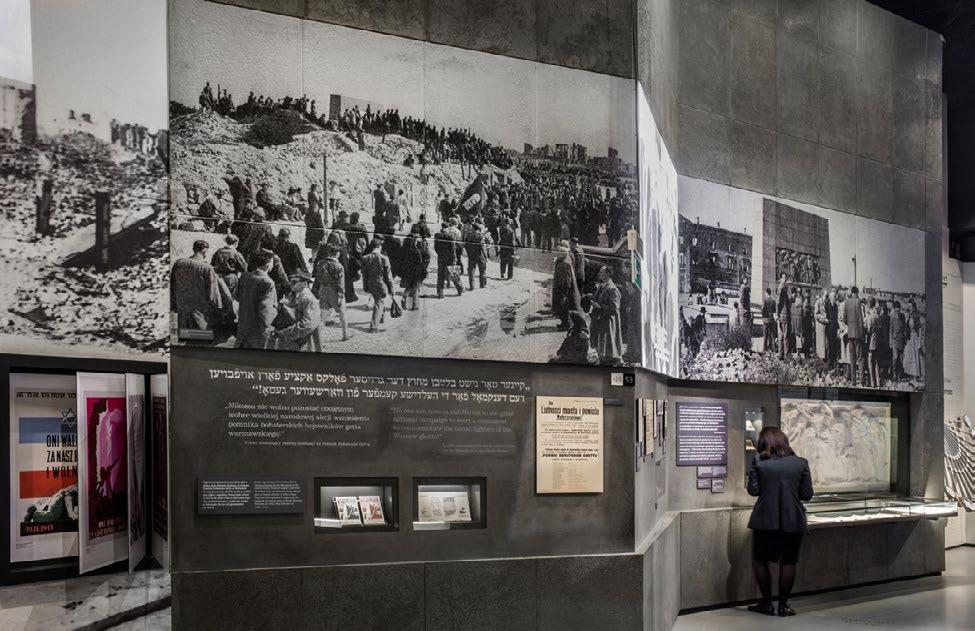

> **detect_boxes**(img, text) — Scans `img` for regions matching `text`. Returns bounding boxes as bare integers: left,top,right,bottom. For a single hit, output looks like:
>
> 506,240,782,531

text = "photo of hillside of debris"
0,100,169,357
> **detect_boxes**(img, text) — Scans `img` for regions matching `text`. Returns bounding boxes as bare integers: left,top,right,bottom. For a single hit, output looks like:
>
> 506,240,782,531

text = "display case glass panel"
412,477,486,531
313,477,398,533
780,398,897,493
804,495,956,528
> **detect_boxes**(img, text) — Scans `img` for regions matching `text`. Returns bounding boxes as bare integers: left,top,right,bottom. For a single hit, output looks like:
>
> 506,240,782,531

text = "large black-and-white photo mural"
168,0,642,366
678,176,926,392
0,0,169,359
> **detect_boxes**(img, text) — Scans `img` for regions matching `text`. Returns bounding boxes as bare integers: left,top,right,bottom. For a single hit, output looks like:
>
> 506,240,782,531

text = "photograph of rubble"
0,0,169,359
167,0,643,366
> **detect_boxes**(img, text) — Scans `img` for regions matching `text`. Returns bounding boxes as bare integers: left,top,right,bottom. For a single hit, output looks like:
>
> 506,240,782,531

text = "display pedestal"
678,507,948,610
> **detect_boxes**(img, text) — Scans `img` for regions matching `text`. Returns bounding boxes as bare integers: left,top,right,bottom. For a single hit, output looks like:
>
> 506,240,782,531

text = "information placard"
198,478,306,515
535,396,603,494
676,401,728,467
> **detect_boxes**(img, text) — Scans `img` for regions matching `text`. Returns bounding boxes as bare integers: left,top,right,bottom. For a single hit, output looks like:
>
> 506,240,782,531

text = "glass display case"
412,477,486,531
805,495,957,528
313,477,399,533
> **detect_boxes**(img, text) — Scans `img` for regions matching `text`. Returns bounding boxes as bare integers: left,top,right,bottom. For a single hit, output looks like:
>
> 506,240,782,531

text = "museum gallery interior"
2,0,975,630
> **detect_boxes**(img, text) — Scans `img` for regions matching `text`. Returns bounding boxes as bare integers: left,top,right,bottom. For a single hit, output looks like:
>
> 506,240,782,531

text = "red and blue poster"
8,374,80,563
77,372,128,574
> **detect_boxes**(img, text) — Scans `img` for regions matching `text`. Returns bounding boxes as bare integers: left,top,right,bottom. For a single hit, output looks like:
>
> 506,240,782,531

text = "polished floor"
675,546,975,630
0,569,169,631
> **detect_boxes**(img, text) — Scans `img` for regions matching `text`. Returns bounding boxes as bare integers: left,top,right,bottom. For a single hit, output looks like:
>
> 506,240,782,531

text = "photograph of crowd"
0,0,169,359
168,0,642,366
678,177,926,392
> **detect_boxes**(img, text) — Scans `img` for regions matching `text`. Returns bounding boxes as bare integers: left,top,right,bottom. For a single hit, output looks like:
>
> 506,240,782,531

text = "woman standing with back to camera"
746,426,814,617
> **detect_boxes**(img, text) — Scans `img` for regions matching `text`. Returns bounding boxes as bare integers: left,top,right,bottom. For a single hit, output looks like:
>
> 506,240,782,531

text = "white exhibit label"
535,396,604,494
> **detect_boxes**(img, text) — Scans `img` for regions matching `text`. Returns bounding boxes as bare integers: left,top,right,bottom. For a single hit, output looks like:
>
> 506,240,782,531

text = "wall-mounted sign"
536,396,604,494
676,401,728,467
198,478,306,515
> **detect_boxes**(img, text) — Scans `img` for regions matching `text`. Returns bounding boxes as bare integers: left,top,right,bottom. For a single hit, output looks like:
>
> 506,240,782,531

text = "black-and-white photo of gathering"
168,0,642,367
678,178,927,392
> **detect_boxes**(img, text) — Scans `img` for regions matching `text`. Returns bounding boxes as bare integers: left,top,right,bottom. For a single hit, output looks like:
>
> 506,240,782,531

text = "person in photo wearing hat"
433,221,463,298
273,227,308,279
589,265,624,366
465,221,488,290
313,244,349,341
210,233,247,295
552,241,581,330
498,216,518,280
273,271,321,352
235,249,278,349
360,238,395,332
171,238,223,331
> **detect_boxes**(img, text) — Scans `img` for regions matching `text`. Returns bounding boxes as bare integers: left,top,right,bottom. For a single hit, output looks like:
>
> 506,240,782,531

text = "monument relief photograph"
678,177,926,392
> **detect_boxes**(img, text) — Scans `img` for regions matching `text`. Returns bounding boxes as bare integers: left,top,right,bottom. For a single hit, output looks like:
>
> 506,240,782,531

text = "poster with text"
8,373,79,563
675,401,728,467
77,372,128,573
125,374,147,572
149,373,169,569
535,396,604,493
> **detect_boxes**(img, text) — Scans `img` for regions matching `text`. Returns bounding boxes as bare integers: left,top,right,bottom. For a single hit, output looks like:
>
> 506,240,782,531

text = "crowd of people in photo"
172,179,637,365
682,273,925,388
108,118,168,158
191,83,637,247
173,83,642,365
197,82,514,169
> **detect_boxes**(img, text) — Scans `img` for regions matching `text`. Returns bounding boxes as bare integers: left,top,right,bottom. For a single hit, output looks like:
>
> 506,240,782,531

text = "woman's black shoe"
778,603,797,617
747,602,775,616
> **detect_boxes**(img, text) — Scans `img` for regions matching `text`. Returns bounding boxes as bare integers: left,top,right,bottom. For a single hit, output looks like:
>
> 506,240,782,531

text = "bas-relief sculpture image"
781,399,893,493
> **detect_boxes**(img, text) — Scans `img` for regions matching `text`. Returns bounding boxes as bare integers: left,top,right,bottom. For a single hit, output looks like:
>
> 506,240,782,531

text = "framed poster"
125,374,147,572
535,396,604,494
77,372,128,574
8,373,80,564
149,374,169,570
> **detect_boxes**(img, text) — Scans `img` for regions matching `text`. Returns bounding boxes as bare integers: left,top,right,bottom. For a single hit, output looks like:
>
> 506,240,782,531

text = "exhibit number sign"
77,372,128,574
8,373,80,563
675,401,728,467
535,396,604,494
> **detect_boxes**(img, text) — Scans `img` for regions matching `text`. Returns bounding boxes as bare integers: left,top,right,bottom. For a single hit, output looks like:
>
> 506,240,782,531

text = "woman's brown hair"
757,426,795,460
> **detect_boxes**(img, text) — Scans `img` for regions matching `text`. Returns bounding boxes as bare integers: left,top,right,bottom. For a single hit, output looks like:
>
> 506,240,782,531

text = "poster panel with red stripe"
77,372,128,574
8,373,80,563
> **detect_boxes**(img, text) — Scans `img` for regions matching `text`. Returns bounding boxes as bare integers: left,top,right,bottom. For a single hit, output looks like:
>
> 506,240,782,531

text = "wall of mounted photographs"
0,0,929,388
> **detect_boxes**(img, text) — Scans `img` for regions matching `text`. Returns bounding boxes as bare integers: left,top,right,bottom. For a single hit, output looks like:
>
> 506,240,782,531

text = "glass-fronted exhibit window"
412,477,486,531
313,477,398,533
777,387,909,497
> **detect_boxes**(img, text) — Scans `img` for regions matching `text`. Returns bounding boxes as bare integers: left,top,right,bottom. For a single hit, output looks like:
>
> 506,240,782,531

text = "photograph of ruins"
0,0,169,359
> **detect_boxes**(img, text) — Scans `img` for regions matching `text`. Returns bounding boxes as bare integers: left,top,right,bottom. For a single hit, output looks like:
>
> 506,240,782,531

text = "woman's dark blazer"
747,454,815,533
